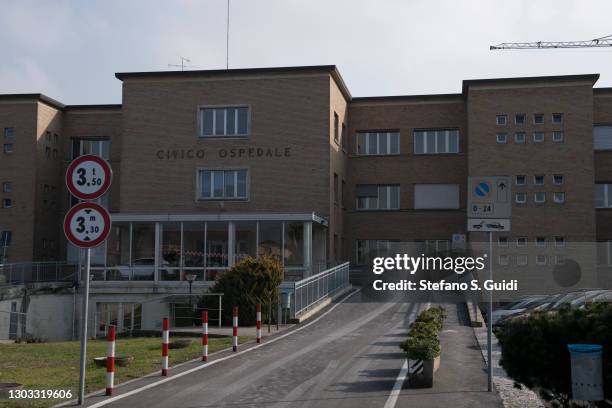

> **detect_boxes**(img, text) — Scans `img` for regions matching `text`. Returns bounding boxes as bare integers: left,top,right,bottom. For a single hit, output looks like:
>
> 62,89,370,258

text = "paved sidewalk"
395,302,504,407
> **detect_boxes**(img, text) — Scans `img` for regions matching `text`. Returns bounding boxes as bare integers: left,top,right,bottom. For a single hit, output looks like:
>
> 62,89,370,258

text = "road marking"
85,289,360,408
384,359,409,408
383,301,431,408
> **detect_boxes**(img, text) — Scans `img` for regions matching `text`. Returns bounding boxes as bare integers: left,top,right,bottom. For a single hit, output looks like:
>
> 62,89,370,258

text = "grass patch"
0,335,251,408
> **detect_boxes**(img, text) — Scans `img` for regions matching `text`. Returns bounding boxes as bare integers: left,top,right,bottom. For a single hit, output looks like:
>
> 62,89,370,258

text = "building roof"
0,93,65,110
462,73,600,94
351,93,463,104
115,64,352,101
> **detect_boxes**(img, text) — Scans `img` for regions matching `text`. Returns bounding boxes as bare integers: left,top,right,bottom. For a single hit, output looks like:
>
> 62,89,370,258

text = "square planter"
407,356,440,388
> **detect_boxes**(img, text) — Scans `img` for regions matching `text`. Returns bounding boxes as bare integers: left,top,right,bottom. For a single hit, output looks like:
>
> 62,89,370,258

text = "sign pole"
78,248,91,405
487,231,493,392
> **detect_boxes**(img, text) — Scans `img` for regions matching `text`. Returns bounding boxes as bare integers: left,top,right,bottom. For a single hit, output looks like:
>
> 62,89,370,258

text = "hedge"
199,256,283,326
497,303,611,407
400,306,446,361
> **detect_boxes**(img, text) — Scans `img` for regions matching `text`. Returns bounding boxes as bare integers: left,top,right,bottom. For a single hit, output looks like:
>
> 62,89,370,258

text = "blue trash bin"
567,344,604,401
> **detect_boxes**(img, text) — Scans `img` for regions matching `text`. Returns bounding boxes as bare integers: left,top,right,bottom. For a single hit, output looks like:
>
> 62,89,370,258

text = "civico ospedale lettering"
156,147,291,160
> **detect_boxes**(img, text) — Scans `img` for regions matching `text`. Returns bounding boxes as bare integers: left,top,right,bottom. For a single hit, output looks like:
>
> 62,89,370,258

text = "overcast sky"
1,0,611,104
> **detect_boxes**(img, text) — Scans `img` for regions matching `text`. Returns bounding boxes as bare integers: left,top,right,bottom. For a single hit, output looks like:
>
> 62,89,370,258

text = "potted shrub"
400,306,446,388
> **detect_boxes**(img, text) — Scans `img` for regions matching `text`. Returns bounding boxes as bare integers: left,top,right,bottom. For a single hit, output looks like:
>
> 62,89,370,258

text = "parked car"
491,295,548,325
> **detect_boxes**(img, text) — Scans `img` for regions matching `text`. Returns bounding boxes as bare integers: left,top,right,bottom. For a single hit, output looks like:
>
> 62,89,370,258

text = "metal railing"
0,262,78,285
289,262,350,318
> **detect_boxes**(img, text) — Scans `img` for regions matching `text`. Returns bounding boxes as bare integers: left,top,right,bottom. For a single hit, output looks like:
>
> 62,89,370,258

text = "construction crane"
490,34,612,50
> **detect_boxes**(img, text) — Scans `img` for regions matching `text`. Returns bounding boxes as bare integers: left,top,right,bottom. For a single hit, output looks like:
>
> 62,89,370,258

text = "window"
498,237,508,247
554,236,565,247
341,179,346,207
334,173,339,204
341,123,347,150
595,184,612,208
72,139,110,160
53,133,58,145
496,132,507,144
533,132,545,143
1,231,12,246
425,240,450,255
2,182,11,193
515,192,527,203
515,114,526,125
356,185,400,210
2,198,11,208
514,132,526,143
414,184,459,209
553,131,564,142
553,192,565,204
534,114,544,124
496,115,507,125
534,175,545,185
356,131,400,155
200,106,249,137
52,149,58,159
534,192,546,203
45,131,51,143
45,146,50,158
516,237,527,246
535,255,547,265
536,237,546,247
3,127,14,138
3,144,13,154
199,169,248,200
594,125,612,150
597,241,612,266
333,234,339,262
356,240,396,264
553,175,564,185
333,113,339,144
498,255,510,266
517,254,528,266
552,113,564,125
413,129,458,154
515,175,526,186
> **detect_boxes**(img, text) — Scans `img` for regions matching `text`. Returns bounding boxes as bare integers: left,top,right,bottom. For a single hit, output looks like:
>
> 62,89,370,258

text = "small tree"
497,303,612,407
200,256,283,326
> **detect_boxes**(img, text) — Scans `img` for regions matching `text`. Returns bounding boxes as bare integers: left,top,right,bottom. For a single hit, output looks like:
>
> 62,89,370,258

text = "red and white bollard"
232,306,239,352
202,310,208,362
106,325,116,396
256,303,262,343
161,317,169,376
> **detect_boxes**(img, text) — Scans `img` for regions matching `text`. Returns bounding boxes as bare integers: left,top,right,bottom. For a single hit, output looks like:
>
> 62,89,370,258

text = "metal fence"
0,262,78,285
288,262,350,318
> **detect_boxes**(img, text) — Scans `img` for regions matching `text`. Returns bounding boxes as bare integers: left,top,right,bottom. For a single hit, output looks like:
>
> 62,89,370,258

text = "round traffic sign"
63,202,111,248
475,182,491,198
66,155,113,200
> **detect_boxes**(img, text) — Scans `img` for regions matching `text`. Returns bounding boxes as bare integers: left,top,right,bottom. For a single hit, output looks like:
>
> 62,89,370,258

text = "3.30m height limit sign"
64,202,111,248
66,154,113,200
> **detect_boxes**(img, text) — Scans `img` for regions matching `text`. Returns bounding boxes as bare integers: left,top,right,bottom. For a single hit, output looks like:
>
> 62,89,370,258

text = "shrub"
400,335,440,361
200,256,283,326
400,306,446,361
497,303,612,407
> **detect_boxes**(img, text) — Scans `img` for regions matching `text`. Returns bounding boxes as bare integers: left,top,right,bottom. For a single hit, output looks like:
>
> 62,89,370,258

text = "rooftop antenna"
168,56,195,71
226,0,230,69
168,57,204,71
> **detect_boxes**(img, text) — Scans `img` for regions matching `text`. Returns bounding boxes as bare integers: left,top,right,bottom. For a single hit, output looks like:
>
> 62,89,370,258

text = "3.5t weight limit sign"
66,155,113,200
64,202,111,248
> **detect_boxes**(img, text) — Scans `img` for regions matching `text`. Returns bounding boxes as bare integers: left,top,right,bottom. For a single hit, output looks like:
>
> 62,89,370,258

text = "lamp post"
185,273,197,327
